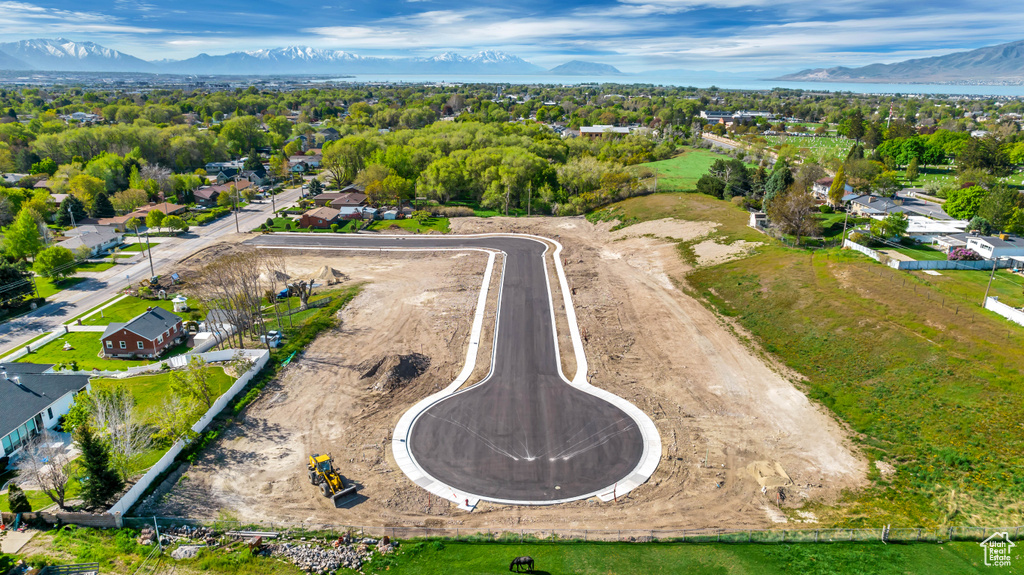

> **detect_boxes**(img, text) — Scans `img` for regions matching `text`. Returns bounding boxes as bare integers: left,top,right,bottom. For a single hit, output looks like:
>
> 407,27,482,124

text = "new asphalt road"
246,234,645,502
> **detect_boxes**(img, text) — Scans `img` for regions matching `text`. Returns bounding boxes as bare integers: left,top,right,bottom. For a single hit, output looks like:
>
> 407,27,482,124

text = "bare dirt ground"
142,218,866,531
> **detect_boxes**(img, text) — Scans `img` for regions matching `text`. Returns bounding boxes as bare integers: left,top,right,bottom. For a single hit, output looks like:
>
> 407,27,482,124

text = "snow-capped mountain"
0,38,547,75
0,38,153,72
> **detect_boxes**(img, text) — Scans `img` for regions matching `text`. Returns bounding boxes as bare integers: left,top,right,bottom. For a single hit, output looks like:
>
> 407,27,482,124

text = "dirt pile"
360,353,431,392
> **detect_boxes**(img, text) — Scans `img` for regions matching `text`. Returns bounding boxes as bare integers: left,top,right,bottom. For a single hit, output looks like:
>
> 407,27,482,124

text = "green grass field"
642,147,738,191
757,135,854,160
589,191,1024,526
13,528,1009,575
90,367,233,424
916,268,1024,309
892,244,948,261
117,243,150,252
13,331,188,371
74,261,115,273
79,295,203,326
34,276,86,299
367,216,450,234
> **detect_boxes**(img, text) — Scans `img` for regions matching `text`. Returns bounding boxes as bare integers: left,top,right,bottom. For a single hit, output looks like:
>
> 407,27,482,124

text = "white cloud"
0,1,163,36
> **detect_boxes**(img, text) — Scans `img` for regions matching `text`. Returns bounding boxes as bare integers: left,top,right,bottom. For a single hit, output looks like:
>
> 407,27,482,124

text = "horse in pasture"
509,556,535,572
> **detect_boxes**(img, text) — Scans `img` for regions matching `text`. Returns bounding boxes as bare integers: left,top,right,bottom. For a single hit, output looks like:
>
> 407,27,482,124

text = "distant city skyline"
0,0,1020,72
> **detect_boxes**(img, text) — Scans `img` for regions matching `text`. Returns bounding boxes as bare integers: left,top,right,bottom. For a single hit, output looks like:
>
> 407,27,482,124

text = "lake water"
334,73,1024,97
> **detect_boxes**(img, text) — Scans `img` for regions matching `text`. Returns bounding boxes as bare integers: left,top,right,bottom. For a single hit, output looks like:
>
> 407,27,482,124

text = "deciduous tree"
33,245,76,280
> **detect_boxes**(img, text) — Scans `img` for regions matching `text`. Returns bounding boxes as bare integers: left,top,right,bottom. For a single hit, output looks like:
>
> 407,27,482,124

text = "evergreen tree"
56,195,88,227
762,167,794,211
90,192,116,219
7,482,31,513
244,148,262,171
905,158,919,182
828,165,847,206
77,424,124,508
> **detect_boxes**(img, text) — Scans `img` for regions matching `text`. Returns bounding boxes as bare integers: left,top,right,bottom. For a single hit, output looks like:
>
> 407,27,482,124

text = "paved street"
0,186,305,357
246,234,648,503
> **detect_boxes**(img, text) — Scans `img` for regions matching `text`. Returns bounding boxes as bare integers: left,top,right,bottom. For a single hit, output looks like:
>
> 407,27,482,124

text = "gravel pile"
269,542,374,573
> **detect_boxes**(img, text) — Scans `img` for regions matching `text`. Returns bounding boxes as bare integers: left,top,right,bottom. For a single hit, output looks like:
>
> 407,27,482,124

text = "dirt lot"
142,218,866,530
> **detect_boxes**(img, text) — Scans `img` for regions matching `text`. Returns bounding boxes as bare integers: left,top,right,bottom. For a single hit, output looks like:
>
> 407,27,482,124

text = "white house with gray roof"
0,363,90,458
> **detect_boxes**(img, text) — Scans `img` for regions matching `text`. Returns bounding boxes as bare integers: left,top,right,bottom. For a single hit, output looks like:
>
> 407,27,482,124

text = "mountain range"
776,39,1024,84
0,38,621,76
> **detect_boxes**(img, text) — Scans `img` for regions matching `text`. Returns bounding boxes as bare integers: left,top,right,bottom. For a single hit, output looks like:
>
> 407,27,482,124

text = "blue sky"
1,0,1021,72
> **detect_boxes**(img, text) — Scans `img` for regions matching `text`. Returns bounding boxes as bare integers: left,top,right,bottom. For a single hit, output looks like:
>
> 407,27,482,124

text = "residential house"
289,160,309,174
317,127,340,143
34,179,52,192
933,233,971,253
100,308,185,359
966,234,1024,260
215,168,241,184
295,154,322,169
0,363,91,457
898,216,968,243
195,179,252,207
241,166,271,186
812,177,853,202
315,191,369,209
848,195,908,217
299,207,342,229
57,225,123,256
133,202,187,217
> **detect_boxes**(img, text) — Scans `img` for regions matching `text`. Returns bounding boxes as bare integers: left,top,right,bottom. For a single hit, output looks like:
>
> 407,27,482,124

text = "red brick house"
299,207,341,229
100,308,185,359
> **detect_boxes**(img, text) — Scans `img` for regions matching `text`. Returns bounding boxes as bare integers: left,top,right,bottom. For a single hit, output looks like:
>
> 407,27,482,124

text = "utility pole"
68,206,77,229
145,232,155,279
527,182,532,216
233,175,241,234
840,210,850,244
982,258,999,306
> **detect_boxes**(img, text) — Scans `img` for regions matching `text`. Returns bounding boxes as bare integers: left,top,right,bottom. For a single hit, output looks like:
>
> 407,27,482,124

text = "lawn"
641,147,740,191
12,529,1003,575
375,541,996,575
914,267,1024,309
755,134,854,160
117,243,151,253
34,276,86,299
91,367,233,426
13,331,188,371
79,295,203,326
367,216,450,234
893,244,948,261
75,261,115,273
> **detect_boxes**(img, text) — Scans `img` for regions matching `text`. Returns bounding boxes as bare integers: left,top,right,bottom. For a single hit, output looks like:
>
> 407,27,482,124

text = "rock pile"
269,542,374,573
170,545,206,560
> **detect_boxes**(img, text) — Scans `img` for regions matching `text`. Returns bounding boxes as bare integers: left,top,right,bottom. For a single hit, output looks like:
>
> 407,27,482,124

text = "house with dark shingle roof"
0,363,91,457
101,307,185,359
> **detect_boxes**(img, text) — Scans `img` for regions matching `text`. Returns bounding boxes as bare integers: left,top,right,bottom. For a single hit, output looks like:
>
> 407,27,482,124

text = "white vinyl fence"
107,349,269,518
985,297,1024,327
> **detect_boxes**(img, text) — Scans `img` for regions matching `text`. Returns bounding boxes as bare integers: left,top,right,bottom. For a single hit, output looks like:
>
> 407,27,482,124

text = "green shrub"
819,205,834,214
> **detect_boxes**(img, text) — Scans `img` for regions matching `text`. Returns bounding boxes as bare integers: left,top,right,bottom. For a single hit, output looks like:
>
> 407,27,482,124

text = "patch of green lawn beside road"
75,261,115,273
79,295,203,326
34,276,87,299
